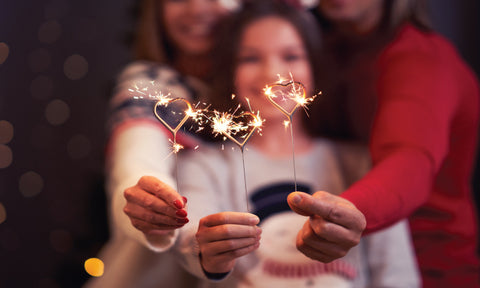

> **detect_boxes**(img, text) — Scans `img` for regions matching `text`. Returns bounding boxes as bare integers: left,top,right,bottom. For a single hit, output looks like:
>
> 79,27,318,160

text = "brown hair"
132,0,174,63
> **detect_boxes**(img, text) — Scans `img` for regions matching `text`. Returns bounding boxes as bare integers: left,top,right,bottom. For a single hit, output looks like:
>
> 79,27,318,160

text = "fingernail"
176,218,189,224
176,209,187,218
182,196,187,204
249,215,260,224
291,194,301,205
173,199,183,209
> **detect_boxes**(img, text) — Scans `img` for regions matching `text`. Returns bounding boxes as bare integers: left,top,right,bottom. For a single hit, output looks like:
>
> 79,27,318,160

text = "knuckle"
143,196,155,209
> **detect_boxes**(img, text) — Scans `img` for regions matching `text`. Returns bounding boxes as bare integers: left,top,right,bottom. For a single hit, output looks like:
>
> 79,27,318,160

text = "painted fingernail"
176,209,187,218
176,218,189,224
182,196,187,204
173,199,183,209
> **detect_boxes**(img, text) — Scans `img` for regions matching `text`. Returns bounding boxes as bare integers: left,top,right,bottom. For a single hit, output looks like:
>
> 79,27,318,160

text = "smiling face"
234,16,313,122
162,0,229,57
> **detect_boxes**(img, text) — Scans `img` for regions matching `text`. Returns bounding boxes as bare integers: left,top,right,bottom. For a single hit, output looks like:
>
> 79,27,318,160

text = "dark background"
0,1,479,287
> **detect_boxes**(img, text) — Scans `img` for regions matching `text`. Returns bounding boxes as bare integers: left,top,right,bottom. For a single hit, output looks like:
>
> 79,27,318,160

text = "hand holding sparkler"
287,191,366,263
123,176,189,239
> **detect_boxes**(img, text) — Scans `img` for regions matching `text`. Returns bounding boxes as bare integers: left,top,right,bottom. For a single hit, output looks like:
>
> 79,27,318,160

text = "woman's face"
318,0,383,33
163,0,231,56
234,16,313,121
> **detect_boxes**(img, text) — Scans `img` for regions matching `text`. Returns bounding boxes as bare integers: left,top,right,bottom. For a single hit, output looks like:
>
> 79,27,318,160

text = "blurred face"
163,0,231,56
318,0,383,33
234,16,313,121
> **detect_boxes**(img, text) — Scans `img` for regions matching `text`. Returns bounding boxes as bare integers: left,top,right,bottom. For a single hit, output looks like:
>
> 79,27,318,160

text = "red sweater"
341,25,480,287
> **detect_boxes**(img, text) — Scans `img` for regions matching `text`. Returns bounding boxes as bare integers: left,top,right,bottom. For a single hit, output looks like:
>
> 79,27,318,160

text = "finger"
138,176,186,209
308,215,360,246
288,191,365,230
202,237,260,256
129,217,185,233
124,187,183,218
287,191,334,217
296,222,346,262
200,212,260,227
124,202,189,226
197,224,261,243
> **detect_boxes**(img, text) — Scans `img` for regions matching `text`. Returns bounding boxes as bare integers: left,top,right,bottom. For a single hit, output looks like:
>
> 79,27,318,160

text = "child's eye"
283,53,303,62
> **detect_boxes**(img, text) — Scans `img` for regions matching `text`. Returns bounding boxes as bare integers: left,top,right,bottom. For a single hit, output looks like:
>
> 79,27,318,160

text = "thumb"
287,191,333,219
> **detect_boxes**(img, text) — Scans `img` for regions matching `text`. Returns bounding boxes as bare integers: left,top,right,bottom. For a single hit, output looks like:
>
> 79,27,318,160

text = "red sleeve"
341,37,458,232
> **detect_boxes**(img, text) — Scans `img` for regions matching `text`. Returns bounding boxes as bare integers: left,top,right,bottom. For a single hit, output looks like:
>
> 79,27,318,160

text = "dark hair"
208,0,322,112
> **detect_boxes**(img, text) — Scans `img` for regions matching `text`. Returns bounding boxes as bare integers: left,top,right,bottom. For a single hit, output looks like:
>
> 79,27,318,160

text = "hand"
123,176,188,236
287,191,366,263
196,212,262,274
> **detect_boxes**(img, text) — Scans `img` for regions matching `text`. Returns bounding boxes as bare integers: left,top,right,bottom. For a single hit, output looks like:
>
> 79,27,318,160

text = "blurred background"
0,0,479,287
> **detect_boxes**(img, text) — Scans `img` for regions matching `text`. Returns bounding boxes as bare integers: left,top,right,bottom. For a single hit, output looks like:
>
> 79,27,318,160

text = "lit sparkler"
264,76,317,191
205,107,263,211
153,98,195,194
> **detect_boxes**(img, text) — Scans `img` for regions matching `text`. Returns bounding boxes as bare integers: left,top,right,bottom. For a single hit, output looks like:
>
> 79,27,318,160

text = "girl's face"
234,16,313,121
318,0,383,33
163,0,230,56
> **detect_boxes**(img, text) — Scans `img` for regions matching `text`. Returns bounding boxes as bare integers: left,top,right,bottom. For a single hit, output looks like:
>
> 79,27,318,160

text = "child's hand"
196,212,262,274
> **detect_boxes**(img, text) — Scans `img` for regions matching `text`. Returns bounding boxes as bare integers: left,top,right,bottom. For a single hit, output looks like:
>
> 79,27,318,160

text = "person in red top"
287,0,480,286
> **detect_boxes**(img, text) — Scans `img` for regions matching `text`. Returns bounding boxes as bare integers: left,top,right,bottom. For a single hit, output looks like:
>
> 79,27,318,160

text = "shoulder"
379,24,466,74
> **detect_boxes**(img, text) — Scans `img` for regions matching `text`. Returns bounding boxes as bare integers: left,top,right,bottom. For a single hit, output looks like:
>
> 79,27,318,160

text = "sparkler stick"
207,108,263,211
153,98,194,194
264,78,316,192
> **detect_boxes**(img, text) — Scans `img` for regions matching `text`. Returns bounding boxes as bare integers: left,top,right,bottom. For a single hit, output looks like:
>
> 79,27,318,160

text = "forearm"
342,147,433,233
106,121,177,251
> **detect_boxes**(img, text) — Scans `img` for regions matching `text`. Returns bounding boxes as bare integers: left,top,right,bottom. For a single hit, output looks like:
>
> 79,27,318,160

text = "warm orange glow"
84,258,104,277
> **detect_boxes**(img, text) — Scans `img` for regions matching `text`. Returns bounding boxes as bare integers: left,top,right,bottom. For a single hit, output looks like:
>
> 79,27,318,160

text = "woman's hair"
132,0,174,63
209,0,322,111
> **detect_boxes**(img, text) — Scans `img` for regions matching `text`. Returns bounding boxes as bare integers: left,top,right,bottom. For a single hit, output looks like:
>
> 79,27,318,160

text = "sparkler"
153,98,195,194
205,106,263,211
264,76,316,191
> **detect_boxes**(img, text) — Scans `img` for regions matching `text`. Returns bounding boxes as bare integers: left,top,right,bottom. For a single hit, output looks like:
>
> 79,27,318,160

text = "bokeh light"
0,42,9,64
38,20,62,44
19,171,44,198
0,145,13,169
84,258,104,277
45,99,70,126
31,75,54,100
29,48,51,73
64,54,88,80
0,202,6,224
67,134,91,159
0,120,14,144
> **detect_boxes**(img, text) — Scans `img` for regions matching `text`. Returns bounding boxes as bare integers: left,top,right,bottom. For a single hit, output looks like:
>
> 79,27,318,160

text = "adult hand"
287,191,366,263
123,176,189,236
196,212,262,274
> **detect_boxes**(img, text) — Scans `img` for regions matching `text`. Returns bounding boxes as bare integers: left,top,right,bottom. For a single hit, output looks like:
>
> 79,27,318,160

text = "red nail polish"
173,199,183,209
182,196,187,204
176,209,187,218
176,218,189,224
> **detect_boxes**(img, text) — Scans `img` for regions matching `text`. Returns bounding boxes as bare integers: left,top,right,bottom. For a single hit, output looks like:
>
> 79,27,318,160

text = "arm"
342,48,454,231
106,122,186,251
